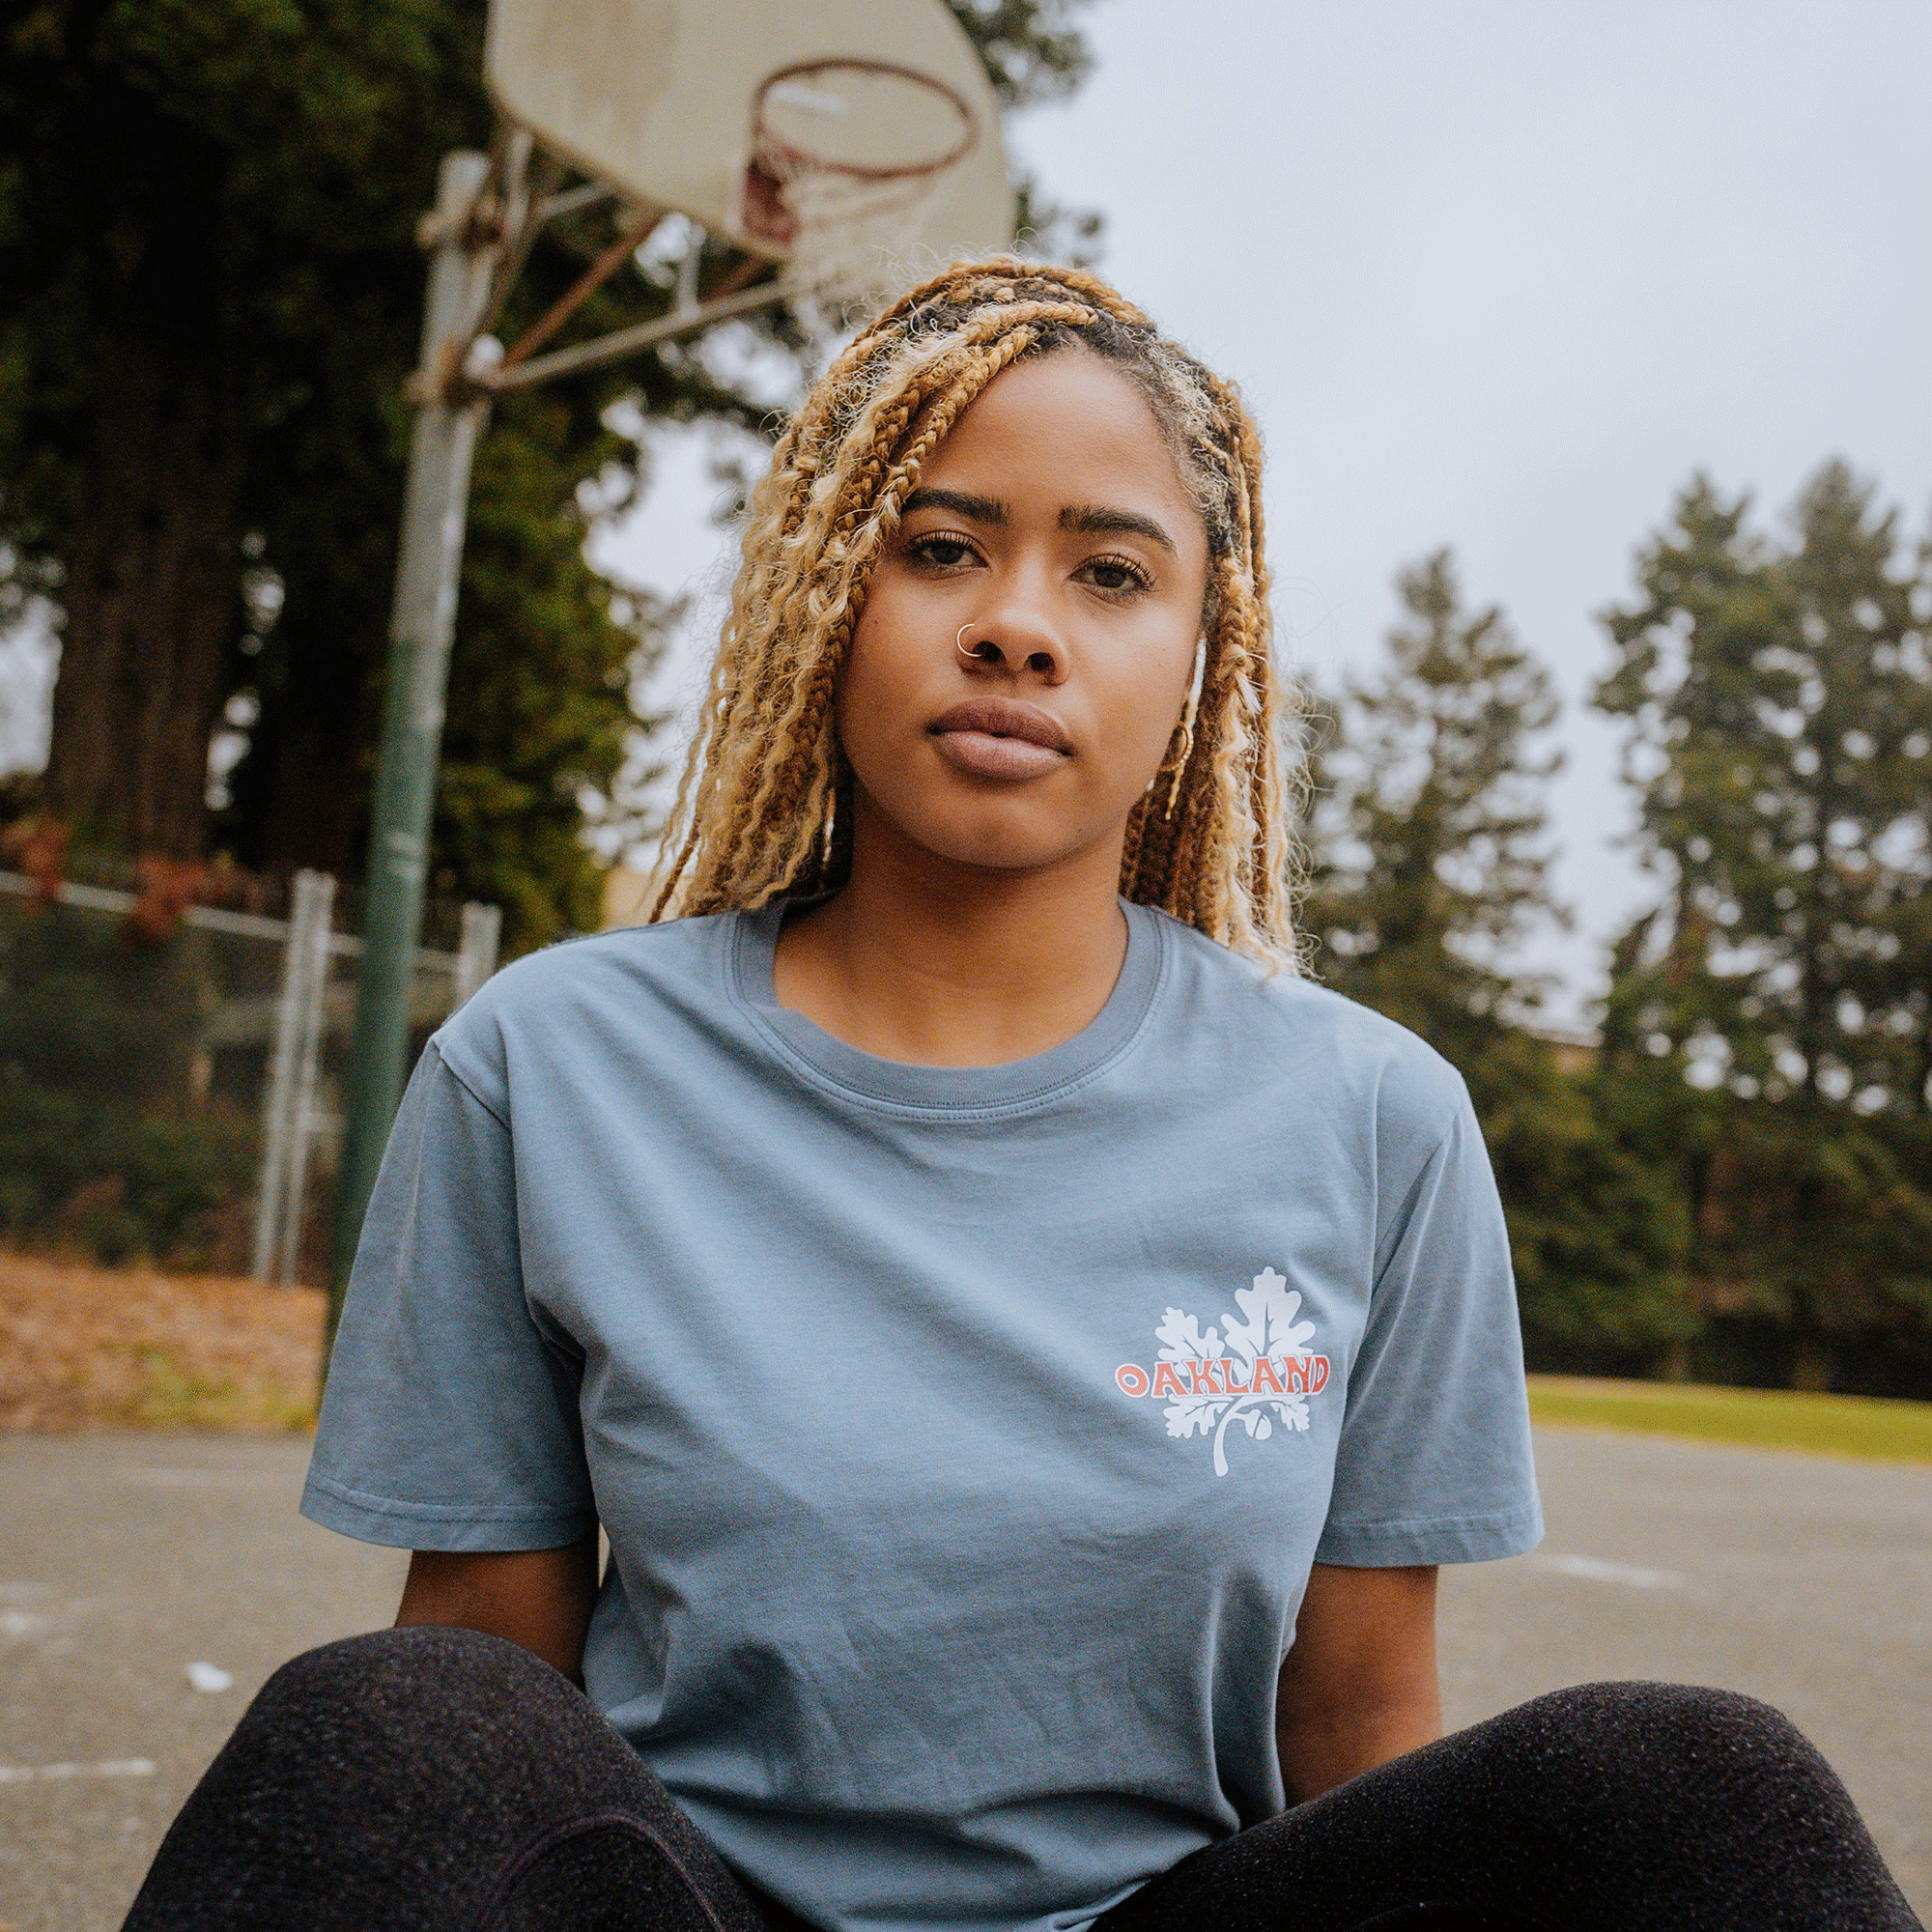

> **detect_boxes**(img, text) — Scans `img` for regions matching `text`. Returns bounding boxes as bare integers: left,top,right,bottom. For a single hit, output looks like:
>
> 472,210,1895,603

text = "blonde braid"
647,257,1306,965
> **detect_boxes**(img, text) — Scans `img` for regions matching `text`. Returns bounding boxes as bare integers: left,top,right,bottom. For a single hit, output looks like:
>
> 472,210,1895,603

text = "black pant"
124,1626,1920,1932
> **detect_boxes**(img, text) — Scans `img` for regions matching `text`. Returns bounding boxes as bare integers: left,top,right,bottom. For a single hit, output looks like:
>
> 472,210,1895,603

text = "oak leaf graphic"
1155,1267,1318,1476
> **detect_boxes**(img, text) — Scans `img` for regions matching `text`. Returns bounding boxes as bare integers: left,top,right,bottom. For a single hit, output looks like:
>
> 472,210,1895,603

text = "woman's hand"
1274,1561,1441,1804
394,1536,600,1686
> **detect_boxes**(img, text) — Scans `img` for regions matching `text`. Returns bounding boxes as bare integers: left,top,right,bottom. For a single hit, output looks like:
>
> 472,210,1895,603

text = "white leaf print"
1155,1307,1223,1362
1153,1306,1230,1441
1220,1267,1316,1363
1151,1268,1321,1475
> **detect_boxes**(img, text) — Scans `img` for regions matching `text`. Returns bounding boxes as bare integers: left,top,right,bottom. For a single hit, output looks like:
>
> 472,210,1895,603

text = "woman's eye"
909,534,979,570
1084,554,1151,595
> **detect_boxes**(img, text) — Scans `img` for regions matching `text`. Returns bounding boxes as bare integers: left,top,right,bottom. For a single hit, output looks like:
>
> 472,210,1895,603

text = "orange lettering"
1249,1355,1284,1394
1187,1360,1223,1396
1151,1362,1187,1399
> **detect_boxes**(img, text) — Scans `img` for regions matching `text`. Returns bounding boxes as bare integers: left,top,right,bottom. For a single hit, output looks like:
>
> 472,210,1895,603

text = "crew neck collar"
728,898,1167,1117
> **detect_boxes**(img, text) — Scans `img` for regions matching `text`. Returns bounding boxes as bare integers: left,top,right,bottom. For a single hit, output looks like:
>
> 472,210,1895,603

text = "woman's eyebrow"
901,487,1007,525
1060,503,1177,554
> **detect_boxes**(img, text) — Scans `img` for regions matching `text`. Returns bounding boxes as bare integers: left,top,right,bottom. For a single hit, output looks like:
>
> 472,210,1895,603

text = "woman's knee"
1471,1678,1843,1831
237,1624,580,1770
127,1630,653,1931
262,1623,556,1705
1507,1680,1806,1767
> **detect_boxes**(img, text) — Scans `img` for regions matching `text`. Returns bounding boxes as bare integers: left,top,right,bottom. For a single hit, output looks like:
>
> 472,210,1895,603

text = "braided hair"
647,259,1306,966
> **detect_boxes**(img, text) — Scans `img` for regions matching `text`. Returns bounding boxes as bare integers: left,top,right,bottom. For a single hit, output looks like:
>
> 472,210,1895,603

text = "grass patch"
1527,1375,1932,1464
107,1346,316,1434
2,1249,324,1433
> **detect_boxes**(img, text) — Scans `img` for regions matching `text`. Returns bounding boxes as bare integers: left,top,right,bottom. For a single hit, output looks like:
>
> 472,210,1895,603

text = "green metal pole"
326,151,497,1366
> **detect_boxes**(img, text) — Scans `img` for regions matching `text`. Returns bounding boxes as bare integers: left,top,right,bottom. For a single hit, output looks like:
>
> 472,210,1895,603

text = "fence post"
275,870,337,1284
455,901,502,1007
252,870,333,1281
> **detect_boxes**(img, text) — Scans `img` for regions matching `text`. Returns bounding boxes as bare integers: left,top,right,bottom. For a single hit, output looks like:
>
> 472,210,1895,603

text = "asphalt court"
3,1427,1926,1930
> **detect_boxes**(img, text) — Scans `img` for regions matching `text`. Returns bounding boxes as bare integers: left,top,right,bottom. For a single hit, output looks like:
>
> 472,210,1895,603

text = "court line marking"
0,1759,156,1785
1527,1552,1688,1590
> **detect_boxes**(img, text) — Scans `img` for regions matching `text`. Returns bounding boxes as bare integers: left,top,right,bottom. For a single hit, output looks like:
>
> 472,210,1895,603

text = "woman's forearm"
395,1537,600,1686
1275,1562,1442,1804
1276,1690,1443,1804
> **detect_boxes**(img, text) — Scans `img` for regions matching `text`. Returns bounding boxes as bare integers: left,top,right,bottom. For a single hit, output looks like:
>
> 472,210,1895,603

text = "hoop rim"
751,56,980,185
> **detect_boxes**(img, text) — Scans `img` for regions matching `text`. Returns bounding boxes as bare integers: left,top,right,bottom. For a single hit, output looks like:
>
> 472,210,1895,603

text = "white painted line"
0,1758,156,1785
1528,1552,1688,1590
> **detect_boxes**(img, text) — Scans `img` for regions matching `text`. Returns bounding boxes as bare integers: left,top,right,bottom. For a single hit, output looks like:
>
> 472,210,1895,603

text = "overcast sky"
603,0,1932,1025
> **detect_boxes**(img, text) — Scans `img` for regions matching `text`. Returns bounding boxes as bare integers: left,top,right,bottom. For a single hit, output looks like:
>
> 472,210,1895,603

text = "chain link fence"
0,853,497,1285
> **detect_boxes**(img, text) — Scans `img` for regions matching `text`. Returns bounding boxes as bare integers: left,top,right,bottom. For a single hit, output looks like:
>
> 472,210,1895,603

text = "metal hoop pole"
327,151,501,1372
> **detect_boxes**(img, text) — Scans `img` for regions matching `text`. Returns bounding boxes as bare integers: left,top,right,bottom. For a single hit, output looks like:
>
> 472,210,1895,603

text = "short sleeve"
1314,1088,1543,1567
300,1040,598,1551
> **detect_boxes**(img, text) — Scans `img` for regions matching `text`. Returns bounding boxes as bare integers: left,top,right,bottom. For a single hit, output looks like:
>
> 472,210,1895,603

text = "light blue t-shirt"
304,901,1541,1932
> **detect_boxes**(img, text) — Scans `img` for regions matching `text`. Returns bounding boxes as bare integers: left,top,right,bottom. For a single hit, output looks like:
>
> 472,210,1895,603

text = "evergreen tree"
1309,553,1691,1360
0,0,1094,949
1595,465,1932,1390
1307,551,1561,1051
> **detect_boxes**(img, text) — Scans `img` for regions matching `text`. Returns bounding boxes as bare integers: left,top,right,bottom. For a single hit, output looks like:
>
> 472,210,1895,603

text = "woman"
127,263,1917,1931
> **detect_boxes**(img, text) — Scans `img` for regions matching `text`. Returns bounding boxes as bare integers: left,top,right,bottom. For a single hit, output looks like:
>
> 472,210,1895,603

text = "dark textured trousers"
123,1626,1920,1932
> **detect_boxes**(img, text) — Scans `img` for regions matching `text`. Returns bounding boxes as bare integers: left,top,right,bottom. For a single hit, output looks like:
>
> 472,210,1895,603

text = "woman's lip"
931,699,1082,781
929,698,1072,752
927,699,1072,782
931,730,1066,781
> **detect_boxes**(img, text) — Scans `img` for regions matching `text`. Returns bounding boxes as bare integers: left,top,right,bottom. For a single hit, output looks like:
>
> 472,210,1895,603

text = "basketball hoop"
473,0,1013,384
740,58,980,302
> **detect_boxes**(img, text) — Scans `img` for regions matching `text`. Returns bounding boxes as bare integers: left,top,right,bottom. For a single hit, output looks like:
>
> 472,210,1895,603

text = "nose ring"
956,624,998,666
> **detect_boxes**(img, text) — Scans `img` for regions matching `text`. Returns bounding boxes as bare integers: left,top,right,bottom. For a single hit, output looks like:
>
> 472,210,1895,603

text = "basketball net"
741,59,979,319
762,161,945,311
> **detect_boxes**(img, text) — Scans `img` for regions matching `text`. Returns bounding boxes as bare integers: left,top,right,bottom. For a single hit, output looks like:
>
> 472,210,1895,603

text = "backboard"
485,0,1013,277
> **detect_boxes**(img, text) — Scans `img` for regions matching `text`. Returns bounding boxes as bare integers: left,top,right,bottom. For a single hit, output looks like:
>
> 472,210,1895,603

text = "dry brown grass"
0,1249,322,1434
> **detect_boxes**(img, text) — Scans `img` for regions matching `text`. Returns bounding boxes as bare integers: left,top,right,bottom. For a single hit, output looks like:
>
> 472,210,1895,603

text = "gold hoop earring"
1162,712,1195,820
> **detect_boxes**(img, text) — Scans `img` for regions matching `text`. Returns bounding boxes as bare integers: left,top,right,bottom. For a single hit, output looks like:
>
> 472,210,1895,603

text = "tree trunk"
247,630,375,881
43,321,242,860
1789,1334,1833,1393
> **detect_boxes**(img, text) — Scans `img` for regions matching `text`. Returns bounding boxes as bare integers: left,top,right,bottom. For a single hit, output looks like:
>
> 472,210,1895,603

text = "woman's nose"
954,612,1066,685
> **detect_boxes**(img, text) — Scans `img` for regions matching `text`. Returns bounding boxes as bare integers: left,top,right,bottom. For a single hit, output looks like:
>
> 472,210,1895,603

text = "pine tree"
1309,552,1692,1361
1307,550,1563,1053
1595,464,1932,1391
